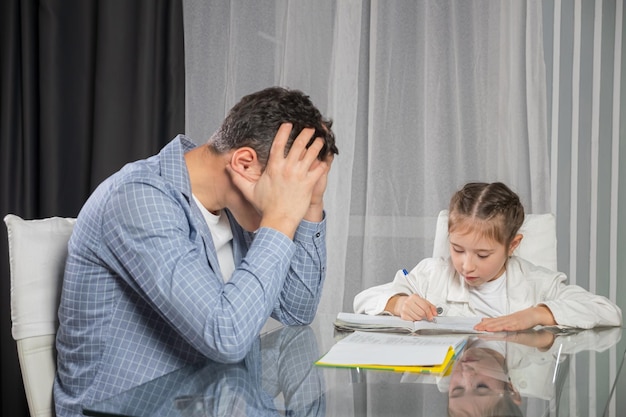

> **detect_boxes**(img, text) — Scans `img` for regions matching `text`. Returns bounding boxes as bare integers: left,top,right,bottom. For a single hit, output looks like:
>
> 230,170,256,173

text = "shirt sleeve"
506,258,621,329
353,259,437,315
539,277,623,328
100,181,304,363
270,217,327,325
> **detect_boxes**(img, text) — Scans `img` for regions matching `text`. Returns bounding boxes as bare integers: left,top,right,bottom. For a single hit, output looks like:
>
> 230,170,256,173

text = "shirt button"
315,232,321,238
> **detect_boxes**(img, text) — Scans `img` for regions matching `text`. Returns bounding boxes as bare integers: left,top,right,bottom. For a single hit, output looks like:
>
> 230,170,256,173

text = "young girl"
353,182,622,331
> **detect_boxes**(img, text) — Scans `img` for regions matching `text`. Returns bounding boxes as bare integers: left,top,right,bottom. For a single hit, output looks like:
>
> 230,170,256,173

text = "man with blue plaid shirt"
54,87,338,417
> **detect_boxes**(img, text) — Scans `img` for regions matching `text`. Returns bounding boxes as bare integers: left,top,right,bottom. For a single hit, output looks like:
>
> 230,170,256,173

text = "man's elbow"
204,328,256,363
210,339,252,363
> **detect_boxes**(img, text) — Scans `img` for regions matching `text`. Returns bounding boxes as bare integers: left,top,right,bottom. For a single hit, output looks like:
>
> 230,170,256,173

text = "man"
54,87,338,417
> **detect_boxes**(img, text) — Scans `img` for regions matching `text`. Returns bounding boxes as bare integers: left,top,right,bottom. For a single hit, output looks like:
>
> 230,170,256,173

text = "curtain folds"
0,1,185,415
356,1,550,304
182,0,550,316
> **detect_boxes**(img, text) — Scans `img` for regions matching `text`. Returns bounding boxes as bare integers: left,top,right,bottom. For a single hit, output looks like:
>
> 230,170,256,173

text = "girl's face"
448,229,521,287
447,347,520,415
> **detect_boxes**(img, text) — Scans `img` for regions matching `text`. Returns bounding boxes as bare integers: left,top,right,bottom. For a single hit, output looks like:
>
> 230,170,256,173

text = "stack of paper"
333,312,483,335
315,331,467,374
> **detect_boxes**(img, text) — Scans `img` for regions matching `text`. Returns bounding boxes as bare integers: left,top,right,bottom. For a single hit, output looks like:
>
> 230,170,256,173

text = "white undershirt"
192,195,235,282
468,272,508,317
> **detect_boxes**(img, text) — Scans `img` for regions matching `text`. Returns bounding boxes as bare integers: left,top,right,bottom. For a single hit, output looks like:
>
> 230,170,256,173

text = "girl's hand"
385,294,438,322
474,305,556,332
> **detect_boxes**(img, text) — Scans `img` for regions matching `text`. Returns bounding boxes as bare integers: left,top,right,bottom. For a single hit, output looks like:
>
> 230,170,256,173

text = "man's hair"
208,87,338,165
448,182,525,248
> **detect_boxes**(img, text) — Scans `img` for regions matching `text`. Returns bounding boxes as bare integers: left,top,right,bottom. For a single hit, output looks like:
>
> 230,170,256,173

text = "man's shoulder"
95,137,192,200
73,136,195,239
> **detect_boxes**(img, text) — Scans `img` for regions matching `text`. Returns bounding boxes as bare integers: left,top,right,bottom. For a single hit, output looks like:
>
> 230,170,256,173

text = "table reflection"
346,326,623,417
465,327,623,412
83,323,624,417
447,338,523,417
83,325,324,417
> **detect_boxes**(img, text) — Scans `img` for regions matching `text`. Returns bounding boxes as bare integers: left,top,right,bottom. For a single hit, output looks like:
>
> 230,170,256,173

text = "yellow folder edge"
315,345,458,375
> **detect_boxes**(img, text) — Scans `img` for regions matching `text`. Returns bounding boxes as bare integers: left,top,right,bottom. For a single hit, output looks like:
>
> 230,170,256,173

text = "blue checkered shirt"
53,136,327,417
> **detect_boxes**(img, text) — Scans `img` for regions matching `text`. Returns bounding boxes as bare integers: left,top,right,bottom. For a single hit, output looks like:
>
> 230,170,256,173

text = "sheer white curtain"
182,0,550,316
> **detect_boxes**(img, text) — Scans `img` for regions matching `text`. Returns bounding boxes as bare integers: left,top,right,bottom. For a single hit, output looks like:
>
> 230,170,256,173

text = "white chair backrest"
432,210,558,271
4,214,76,417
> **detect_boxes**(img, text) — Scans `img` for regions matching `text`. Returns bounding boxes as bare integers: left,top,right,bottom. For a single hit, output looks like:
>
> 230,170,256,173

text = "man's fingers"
280,125,312,161
307,156,330,179
300,137,325,165
267,123,294,164
269,124,325,169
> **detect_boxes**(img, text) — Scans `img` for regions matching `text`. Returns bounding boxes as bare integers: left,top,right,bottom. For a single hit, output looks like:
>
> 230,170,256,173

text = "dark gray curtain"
0,0,185,415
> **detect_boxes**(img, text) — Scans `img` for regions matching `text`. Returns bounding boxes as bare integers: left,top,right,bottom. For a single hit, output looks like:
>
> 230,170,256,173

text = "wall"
543,0,624,315
542,1,625,415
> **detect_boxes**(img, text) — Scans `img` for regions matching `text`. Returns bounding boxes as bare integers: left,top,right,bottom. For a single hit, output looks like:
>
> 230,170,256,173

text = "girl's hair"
448,182,524,248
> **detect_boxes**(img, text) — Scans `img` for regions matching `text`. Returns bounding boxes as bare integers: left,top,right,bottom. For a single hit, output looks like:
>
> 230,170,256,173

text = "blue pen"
401,268,418,293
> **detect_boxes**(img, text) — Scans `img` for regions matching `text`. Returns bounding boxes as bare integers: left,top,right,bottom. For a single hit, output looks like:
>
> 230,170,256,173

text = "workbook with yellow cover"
315,331,467,374
334,312,483,335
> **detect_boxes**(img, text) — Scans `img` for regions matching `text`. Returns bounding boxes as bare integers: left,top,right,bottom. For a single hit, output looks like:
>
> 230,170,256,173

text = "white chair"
432,209,558,271
4,214,76,417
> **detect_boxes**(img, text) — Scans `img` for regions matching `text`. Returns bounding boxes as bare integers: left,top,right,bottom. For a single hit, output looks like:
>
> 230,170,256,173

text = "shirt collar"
446,260,470,302
159,134,198,201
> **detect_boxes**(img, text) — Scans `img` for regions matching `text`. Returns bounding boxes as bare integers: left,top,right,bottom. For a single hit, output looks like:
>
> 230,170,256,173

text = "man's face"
229,192,263,232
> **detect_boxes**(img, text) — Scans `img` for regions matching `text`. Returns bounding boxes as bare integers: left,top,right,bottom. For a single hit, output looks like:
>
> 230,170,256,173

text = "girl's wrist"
385,294,407,316
536,304,557,326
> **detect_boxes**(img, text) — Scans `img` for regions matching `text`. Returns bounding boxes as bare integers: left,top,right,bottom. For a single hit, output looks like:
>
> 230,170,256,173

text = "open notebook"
334,312,484,335
315,331,467,374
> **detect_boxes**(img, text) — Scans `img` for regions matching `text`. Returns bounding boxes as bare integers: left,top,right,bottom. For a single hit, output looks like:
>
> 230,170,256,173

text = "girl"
353,182,622,331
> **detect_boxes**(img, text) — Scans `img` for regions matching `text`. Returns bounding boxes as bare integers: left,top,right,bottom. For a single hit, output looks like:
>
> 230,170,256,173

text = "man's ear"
508,234,523,256
229,147,262,181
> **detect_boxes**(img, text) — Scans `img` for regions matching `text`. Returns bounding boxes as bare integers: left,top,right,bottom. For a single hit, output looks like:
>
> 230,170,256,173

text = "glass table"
83,314,625,417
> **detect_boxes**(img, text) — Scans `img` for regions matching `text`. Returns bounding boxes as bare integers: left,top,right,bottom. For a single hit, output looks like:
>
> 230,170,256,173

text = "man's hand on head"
303,152,333,222
228,123,330,239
